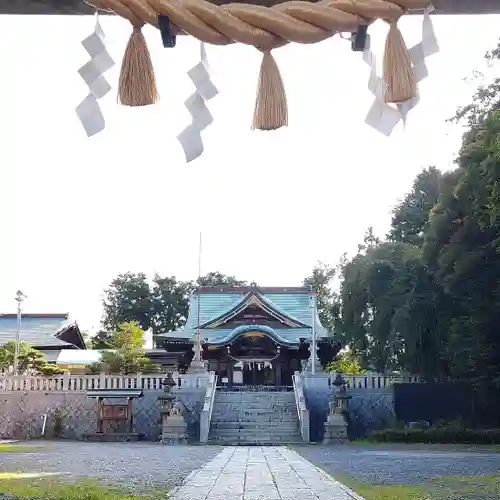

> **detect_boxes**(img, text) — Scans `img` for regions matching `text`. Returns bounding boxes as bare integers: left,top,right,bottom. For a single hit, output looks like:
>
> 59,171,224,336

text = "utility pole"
14,290,27,375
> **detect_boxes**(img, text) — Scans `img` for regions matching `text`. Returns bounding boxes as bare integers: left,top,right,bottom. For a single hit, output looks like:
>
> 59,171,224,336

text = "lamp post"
13,290,27,375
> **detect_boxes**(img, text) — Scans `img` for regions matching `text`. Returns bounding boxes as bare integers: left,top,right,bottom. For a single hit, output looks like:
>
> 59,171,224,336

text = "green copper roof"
157,286,330,344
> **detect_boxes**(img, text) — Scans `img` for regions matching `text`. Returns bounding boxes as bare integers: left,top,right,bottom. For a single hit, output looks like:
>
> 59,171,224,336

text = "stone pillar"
323,374,351,444
158,372,187,444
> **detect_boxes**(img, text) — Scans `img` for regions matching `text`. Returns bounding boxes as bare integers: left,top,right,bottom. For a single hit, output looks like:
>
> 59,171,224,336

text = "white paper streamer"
177,43,218,163
76,14,115,138
360,4,439,135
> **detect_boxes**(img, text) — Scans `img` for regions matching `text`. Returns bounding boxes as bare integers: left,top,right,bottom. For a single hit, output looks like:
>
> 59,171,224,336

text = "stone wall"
301,374,395,441
0,389,205,442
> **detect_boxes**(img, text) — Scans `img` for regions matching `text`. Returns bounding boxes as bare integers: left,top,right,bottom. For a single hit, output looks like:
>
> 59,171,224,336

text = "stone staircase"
208,390,303,445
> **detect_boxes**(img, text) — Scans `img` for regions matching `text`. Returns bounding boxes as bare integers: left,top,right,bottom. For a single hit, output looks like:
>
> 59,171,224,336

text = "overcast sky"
1,13,499,332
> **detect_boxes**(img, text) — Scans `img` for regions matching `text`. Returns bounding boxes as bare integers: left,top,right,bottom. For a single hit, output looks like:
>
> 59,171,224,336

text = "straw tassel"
252,50,288,130
118,24,159,106
383,22,416,104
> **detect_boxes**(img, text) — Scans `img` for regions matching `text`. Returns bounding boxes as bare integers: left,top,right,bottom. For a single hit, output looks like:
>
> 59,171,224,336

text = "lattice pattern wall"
0,390,205,441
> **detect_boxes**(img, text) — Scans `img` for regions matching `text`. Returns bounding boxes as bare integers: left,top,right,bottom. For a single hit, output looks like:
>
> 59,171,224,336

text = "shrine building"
155,284,339,388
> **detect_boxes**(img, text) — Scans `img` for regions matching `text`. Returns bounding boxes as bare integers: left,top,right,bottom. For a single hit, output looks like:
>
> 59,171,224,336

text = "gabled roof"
0,314,84,349
185,286,318,330
200,290,309,329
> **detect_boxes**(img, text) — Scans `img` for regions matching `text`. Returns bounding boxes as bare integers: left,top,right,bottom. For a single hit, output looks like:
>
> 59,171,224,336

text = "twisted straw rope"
86,0,430,49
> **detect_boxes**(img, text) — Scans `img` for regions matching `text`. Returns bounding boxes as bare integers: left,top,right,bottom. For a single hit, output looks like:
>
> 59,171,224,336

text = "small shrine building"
155,284,339,388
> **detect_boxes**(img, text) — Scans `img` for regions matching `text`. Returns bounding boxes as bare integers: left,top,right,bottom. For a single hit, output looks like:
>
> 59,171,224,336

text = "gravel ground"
294,444,500,485
0,441,222,491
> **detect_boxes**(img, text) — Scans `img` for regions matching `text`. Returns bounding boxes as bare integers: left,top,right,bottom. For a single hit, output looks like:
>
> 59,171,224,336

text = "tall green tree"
98,271,250,342
0,342,63,375
102,272,152,332
388,167,443,246
96,322,160,374
151,275,192,334
340,241,420,372
303,262,341,334
423,111,500,390
196,271,247,287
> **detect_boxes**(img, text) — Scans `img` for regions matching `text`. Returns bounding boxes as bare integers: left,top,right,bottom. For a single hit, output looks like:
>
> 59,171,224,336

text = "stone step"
214,394,296,402
213,401,296,407
212,407,298,412
209,390,302,446
209,432,301,440
212,416,297,421
207,436,304,445
211,422,299,429
211,413,298,424
212,403,297,409
209,427,300,437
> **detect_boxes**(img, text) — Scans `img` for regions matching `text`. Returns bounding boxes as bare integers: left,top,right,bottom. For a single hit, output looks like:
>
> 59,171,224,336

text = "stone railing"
327,372,421,390
199,371,217,443
292,371,310,443
0,372,210,392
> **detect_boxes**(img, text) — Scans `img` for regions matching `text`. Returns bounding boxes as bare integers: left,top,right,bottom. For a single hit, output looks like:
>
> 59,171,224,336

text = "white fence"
326,372,421,390
0,372,210,392
0,372,421,393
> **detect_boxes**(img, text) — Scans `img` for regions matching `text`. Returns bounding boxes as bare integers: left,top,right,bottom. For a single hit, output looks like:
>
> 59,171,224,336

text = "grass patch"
0,443,42,453
337,473,500,500
0,479,167,500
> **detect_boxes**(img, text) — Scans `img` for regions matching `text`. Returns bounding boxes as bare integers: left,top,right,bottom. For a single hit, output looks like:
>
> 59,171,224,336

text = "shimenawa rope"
84,0,431,130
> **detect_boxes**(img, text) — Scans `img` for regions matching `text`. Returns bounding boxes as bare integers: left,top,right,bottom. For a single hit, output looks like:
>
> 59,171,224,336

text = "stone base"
187,359,208,374
160,415,187,444
82,432,143,442
323,414,348,444
305,356,323,373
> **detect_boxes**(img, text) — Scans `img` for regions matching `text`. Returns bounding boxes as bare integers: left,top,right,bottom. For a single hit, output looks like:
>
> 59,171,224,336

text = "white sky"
1,13,499,332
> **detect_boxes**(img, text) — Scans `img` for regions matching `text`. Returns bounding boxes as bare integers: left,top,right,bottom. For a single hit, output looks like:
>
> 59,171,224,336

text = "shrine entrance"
204,328,310,389
226,332,289,388
240,360,276,386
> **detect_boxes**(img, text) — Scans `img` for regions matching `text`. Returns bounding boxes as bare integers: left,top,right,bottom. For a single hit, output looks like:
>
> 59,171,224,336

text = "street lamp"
13,290,27,375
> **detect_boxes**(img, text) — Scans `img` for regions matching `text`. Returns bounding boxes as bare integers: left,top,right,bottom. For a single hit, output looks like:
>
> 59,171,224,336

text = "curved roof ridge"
209,324,296,346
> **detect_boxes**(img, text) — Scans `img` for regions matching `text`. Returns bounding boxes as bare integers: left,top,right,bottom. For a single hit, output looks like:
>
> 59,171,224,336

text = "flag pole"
311,287,317,375
196,232,202,362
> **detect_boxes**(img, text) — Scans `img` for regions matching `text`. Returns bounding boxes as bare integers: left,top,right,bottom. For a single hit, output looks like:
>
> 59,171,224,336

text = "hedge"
368,427,500,444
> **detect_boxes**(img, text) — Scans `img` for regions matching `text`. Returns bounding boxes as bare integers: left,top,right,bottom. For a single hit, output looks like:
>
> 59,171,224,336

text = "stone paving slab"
169,446,364,500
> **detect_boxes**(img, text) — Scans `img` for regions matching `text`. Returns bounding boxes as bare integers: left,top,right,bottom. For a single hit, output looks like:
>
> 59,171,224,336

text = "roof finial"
250,281,257,288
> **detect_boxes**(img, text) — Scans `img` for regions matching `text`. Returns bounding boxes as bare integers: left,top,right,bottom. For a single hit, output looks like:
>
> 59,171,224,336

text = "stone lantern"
323,374,351,444
158,372,187,444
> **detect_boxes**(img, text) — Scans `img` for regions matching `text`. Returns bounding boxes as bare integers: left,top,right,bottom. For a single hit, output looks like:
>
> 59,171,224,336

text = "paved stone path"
169,446,363,500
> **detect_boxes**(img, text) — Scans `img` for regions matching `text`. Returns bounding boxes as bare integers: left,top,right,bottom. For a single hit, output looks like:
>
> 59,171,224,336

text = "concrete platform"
169,446,364,500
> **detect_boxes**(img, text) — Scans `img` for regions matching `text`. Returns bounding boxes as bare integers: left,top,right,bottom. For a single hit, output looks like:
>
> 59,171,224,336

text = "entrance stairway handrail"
200,371,217,443
292,371,310,443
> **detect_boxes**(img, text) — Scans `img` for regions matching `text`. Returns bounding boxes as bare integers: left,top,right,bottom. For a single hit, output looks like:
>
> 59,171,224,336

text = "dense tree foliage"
87,322,160,375
335,40,500,421
99,271,250,340
98,267,338,346
326,351,365,374
0,341,63,375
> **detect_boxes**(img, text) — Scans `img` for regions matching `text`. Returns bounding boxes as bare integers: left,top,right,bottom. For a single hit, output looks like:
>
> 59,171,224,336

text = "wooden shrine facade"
155,285,341,388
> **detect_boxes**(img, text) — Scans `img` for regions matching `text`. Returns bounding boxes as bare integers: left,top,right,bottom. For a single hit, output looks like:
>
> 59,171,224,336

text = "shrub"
368,426,500,444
